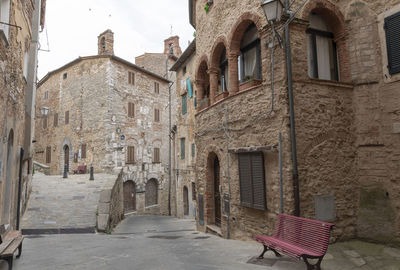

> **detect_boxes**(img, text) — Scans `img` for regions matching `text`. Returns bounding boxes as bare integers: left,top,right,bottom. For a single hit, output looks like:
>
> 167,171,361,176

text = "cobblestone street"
21,172,117,232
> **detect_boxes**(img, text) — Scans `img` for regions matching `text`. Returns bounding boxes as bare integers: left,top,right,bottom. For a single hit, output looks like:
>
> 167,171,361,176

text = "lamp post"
260,0,300,216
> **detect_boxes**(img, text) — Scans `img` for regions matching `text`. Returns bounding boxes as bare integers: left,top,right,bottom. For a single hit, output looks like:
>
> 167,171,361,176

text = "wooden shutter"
154,108,160,122
191,143,195,157
46,146,51,163
65,111,69,124
81,143,87,159
251,152,266,210
238,153,253,208
153,147,160,163
238,152,266,210
43,117,47,129
154,82,159,94
192,182,196,201
385,12,400,75
128,102,135,118
54,113,58,127
182,94,187,115
128,71,135,85
127,146,135,163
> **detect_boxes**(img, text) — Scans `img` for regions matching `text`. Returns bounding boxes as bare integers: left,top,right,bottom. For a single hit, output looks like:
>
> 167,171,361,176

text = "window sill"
215,91,229,102
152,162,161,164
239,79,262,92
126,162,136,165
295,78,354,89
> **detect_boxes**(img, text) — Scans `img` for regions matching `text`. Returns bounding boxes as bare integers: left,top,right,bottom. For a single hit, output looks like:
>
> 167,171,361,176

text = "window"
180,138,185,159
191,143,195,158
46,146,51,163
182,93,187,115
81,143,87,159
145,179,158,206
154,108,160,122
0,0,11,40
101,37,106,49
219,48,229,92
183,66,187,75
128,71,135,85
128,102,135,118
65,111,69,125
192,182,196,201
63,73,67,79
307,13,339,81
154,82,159,94
54,113,58,127
238,152,266,210
44,91,48,100
385,11,400,75
153,148,160,163
74,152,78,163
43,117,47,129
239,24,261,82
127,146,135,163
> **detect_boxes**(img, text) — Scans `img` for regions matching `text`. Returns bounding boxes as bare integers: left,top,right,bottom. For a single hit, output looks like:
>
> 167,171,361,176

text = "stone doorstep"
206,224,222,237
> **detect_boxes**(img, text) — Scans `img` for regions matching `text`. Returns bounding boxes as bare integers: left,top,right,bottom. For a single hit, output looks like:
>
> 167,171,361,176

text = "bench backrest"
78,165,86,170
0,224,5,244
273,214,334,256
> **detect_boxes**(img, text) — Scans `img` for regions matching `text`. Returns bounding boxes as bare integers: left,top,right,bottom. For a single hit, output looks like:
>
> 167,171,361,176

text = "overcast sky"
37,0,195,79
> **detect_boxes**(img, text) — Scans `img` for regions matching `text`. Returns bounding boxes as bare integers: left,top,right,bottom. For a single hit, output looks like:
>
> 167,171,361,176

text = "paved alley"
21,172,117,232
0,215,397,270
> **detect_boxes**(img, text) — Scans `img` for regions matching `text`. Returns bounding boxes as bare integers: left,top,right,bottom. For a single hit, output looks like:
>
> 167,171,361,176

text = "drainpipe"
166,55,172,216
224,107,231,239
16,148,24,230
284,0,300,216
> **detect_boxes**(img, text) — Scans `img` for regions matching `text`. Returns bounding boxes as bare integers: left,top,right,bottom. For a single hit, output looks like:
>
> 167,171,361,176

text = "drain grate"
194,236,210,240
147,235,181,240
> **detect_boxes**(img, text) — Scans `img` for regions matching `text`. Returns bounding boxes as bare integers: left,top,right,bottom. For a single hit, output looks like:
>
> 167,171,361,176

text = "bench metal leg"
16,243,22,258
5,256,13,270
303,256,323,270
258,245,282,259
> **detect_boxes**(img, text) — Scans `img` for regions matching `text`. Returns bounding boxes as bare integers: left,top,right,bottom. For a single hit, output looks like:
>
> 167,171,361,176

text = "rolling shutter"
251,152,266,210
239,153,253,208
385,11,400,75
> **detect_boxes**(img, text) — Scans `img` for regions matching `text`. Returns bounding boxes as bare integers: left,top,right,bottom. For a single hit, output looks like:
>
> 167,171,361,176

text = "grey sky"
38,0,194,79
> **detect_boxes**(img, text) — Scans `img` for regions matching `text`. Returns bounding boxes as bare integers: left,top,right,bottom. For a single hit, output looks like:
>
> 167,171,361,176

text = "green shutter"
385,11,400,74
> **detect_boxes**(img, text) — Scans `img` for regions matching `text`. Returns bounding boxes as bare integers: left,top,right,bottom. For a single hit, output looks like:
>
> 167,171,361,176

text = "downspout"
16,148,24,230
166,55,172,216
225,106,231,239
284,0,300,216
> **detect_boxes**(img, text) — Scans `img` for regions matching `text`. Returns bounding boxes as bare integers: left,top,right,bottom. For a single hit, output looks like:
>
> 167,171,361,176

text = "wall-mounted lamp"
261,0,284,23
36,106,49,118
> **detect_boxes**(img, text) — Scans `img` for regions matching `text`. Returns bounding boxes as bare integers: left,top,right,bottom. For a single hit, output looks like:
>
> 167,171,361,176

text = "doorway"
183,186,189,216
2,130,14,223
123,181,136,212
214,156,221,227
63,145,69,172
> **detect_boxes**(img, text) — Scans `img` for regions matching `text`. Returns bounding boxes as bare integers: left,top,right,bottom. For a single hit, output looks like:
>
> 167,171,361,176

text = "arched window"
239,24,261,82
307,13,339,81
219,48,229,93
145,178,158,206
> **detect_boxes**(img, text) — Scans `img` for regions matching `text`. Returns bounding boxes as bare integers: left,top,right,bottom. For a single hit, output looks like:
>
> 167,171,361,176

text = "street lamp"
37,106,49,118
261,0,284,23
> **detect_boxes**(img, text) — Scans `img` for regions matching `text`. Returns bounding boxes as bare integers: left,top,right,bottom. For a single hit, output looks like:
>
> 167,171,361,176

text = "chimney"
98,29,114,55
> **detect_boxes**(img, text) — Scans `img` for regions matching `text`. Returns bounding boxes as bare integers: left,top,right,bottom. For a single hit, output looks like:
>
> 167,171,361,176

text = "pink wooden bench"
254,214,334,270
73,165,87,174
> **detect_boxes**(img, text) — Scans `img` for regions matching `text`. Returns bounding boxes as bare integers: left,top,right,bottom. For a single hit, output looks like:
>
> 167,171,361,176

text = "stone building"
184,0,400,245
170,40,197,219
0,0,46,230
34,30,181,215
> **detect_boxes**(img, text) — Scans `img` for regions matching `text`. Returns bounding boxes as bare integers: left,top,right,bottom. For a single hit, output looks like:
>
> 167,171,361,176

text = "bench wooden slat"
0,239,14,255
2,236,23,257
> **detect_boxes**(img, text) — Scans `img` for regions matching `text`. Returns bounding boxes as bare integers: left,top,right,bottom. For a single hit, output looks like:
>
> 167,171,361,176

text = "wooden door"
214,156,221,227
64,145,69,171
183,186,189,216
124,181,136,212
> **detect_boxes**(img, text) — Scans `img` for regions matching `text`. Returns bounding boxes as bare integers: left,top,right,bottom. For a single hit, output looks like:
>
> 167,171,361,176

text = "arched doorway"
183,186,189,216
3,129,14,223
63,145,69,172
214,156,221,227
123,181,136,212
145,178,158,206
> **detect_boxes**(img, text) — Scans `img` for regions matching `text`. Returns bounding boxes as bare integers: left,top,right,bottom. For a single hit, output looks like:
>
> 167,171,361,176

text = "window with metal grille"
238,152,266,210
65,111,69,125
192,182,196,201
145,178,158,206
153,147,160,163
385,11,400,75
182,93,187,115
154,108,160,122
128,102,135,118
180,138,185,159
46,146,51,163
154,82,159,94
54,113,58,127
128,71,135,85
43,117,47,129
127,146,135,163
81,143,87,159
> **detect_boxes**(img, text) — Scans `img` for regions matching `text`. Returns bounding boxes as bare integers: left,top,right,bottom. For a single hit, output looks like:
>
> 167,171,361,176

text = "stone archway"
145,178,158,207
183,186,189,216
